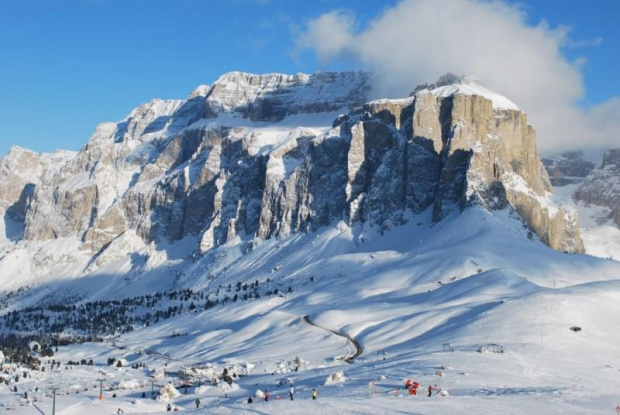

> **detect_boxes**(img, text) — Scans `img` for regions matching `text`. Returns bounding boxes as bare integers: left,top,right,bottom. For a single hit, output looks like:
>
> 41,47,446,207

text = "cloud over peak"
295,0,617,154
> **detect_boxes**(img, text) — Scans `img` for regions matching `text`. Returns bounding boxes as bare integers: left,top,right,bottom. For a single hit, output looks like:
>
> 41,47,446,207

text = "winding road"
302,315,362,363
112,316,363,366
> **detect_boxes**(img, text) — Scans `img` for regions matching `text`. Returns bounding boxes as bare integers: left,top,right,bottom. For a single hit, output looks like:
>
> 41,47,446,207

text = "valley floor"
2,339,620,415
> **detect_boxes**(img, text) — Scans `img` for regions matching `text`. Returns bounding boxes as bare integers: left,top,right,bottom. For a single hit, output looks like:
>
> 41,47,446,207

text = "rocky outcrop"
0,147,41,217
331,86,582,252
434,92,583,253
0,147,74,241
574,149,620,226
0,72,584,258
542,151,595,186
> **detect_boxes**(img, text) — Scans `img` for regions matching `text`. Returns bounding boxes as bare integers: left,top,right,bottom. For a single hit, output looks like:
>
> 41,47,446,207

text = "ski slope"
2,207,620,414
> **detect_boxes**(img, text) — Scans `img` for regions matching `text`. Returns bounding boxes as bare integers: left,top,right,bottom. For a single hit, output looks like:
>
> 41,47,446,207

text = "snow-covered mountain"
544,148,620,259
0,72,582,289
1,72,620,415
542,150,595,186
574,149,620,226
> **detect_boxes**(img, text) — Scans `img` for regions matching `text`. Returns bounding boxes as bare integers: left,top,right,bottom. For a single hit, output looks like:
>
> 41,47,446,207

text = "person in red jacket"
264,390,270,402
405,379,413,389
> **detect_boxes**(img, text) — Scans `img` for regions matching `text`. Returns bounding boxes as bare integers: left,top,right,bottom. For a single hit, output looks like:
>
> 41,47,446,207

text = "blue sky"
0,0,618,156
516,0,619,104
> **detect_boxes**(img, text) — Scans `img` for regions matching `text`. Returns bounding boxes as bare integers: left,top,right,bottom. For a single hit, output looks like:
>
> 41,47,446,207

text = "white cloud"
295,0,618,154
296,11,357,63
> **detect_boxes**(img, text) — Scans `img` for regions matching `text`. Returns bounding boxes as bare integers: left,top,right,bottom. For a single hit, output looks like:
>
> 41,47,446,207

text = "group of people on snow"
247,384,318,403
141,379,443,413
404,378,441,397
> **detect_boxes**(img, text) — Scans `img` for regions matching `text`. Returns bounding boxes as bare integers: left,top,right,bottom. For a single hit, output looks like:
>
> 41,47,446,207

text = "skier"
312,388,317,400
117,409,124,414
264,389,270,402
195,398,200,408
247,396,253,404
289,385,295,401
166,403,172,411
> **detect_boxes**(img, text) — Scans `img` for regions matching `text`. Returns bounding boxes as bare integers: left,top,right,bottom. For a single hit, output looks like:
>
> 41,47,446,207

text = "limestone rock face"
0,72,584,260
20,95,204,249
0,147,74,241
420,91,583,252
330,86,583,253
574,149,620,226
0,147,41,217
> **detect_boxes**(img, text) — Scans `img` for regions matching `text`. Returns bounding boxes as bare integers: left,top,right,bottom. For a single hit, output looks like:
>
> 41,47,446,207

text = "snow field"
3,208,620,413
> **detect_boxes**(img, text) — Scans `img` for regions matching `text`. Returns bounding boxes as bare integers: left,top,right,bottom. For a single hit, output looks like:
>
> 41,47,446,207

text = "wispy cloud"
295,0,617,154
566,37,603,48
247,35,272,53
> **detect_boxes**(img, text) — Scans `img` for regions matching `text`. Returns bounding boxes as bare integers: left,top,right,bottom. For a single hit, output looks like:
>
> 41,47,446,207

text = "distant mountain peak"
574,148,620,227
542,150,596,187
6,145,38,157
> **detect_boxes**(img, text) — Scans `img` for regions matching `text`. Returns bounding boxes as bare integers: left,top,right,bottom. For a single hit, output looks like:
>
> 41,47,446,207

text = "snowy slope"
2,207,620,414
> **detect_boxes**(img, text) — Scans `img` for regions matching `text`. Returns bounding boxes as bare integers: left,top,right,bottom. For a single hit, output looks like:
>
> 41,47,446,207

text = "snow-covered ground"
2,207,620,414
553,184,620,260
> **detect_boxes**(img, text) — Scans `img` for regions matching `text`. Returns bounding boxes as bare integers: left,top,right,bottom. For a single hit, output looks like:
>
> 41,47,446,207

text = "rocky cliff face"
0,147,75,241
0,72,583,262
345,79,583,252
574,149,620,226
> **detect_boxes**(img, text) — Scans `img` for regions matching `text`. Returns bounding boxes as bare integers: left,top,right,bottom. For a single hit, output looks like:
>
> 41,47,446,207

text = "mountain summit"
0,71,582,288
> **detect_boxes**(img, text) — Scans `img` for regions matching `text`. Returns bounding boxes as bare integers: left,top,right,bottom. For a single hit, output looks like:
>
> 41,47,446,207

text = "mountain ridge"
0,71,583,296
